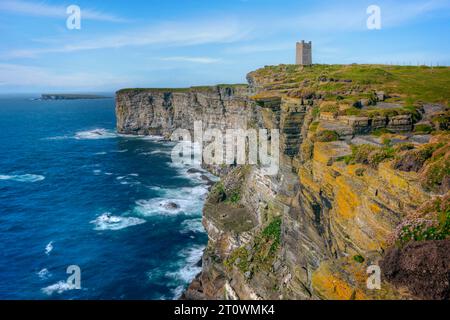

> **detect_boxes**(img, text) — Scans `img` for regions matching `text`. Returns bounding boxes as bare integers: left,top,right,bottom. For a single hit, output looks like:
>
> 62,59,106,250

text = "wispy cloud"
0,63,129,89
3,18,248,59
225,42,293,54
0,0,128,22
159,56,222,64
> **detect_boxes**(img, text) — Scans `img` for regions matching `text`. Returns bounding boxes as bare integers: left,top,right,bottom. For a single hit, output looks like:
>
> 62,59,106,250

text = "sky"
0,0,449,93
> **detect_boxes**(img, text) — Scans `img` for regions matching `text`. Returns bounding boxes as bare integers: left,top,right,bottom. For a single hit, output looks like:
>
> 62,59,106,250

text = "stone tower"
296,41,312,66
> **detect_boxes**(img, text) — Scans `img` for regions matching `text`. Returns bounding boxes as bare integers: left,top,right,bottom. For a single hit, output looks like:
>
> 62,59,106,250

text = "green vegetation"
211,181,226,202
225,217,282,275
309,121,319,132
341,144,395,168
371,128,393,137
396,195,450,246
319,102,339,115
228,191,241,204
431,110,450,131
313,130,339,142
252,64,450,105
397,203,450,246
353,255,365,263
312,106,320,118
261,217,282,255
116,84,246,94
211,181,242,204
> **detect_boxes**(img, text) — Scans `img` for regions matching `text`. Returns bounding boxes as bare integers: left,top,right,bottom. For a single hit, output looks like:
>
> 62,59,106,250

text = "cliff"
116,64,450,300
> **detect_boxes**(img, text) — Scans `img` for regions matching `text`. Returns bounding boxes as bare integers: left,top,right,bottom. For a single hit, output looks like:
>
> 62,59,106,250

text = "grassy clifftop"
249,64,450,105
116,84,247,95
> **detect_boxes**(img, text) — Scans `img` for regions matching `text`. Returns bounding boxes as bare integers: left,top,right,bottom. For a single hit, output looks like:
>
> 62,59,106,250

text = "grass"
225,217,282,275
414,124,434,134
340,144,396,168
313,130,340,142
397,210,450,245
250,64,450,105
116,84,247,94
309,121,319,132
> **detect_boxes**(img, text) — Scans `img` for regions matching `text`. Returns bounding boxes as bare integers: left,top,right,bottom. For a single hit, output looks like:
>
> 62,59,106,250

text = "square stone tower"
296,41,312,66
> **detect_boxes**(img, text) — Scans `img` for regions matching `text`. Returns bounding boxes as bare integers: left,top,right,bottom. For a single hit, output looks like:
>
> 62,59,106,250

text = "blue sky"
0,0,449,93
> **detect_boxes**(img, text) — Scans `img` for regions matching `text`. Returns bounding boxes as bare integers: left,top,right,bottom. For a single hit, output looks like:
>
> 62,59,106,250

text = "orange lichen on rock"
312,263,366,300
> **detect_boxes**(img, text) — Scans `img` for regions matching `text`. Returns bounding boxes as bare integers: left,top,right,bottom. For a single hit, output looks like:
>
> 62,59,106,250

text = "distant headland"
41,93,111,100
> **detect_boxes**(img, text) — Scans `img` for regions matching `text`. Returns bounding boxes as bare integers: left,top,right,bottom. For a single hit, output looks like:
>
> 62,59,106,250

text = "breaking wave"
75,128,117,140
134,185,208,217
41,281,77,295
0,174,45,183
166,245,204,299
90,213,146,231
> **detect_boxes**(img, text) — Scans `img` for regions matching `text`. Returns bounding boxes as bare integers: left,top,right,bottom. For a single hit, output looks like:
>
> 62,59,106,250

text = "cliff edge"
116,64,450,300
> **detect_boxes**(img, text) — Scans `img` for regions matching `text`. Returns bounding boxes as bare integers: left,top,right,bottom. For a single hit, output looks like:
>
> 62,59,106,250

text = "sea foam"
166,245,204,299
45,241,53,255
0,174,45,183
75,128,117,140
41,281,77,295
90,213,146,231
134,185,208,217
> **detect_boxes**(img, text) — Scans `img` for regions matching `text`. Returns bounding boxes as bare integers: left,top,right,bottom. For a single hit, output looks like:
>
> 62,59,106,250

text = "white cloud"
0,0,127,22
3,18,248,59
159,56,222,64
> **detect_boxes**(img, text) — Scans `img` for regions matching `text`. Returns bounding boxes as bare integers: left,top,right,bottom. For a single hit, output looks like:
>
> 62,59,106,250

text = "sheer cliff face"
116,68,449,300
116,86,253,138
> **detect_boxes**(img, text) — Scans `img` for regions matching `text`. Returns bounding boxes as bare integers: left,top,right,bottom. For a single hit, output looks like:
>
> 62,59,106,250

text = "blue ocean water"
0,95,211,299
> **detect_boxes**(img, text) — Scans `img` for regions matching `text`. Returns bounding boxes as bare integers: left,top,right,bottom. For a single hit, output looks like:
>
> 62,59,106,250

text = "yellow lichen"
312,264,366,300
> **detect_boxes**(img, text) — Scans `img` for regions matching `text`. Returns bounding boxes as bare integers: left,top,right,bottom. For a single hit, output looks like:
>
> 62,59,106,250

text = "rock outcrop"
116,64,450,300
116,85,253,138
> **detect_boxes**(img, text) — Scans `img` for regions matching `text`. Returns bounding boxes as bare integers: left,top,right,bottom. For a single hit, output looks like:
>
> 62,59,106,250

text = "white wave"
45,241,53,255
148,149,172,156
94,152,107,155
90,213,146,231
135,185,208,217
141,135,165,141
37,268,52,280
166,245,204,299
181,219,205,234
171,286,186,300
134,185,208,216
93,170,102,175
117,133,165,141
75,128,117,140
0,174,45,183
134,198,186,216
116,174,140,186
41,281,77,295
104,172,113,176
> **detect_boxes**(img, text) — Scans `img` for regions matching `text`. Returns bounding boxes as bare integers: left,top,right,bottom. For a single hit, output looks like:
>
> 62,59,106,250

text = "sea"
0,95,213,299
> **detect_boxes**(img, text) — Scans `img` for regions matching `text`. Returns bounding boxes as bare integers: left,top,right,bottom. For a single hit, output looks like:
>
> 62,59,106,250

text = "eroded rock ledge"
116,64,450,300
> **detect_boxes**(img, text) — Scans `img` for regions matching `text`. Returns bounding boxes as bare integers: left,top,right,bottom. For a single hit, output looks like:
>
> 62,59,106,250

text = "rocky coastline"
116,64,450,300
